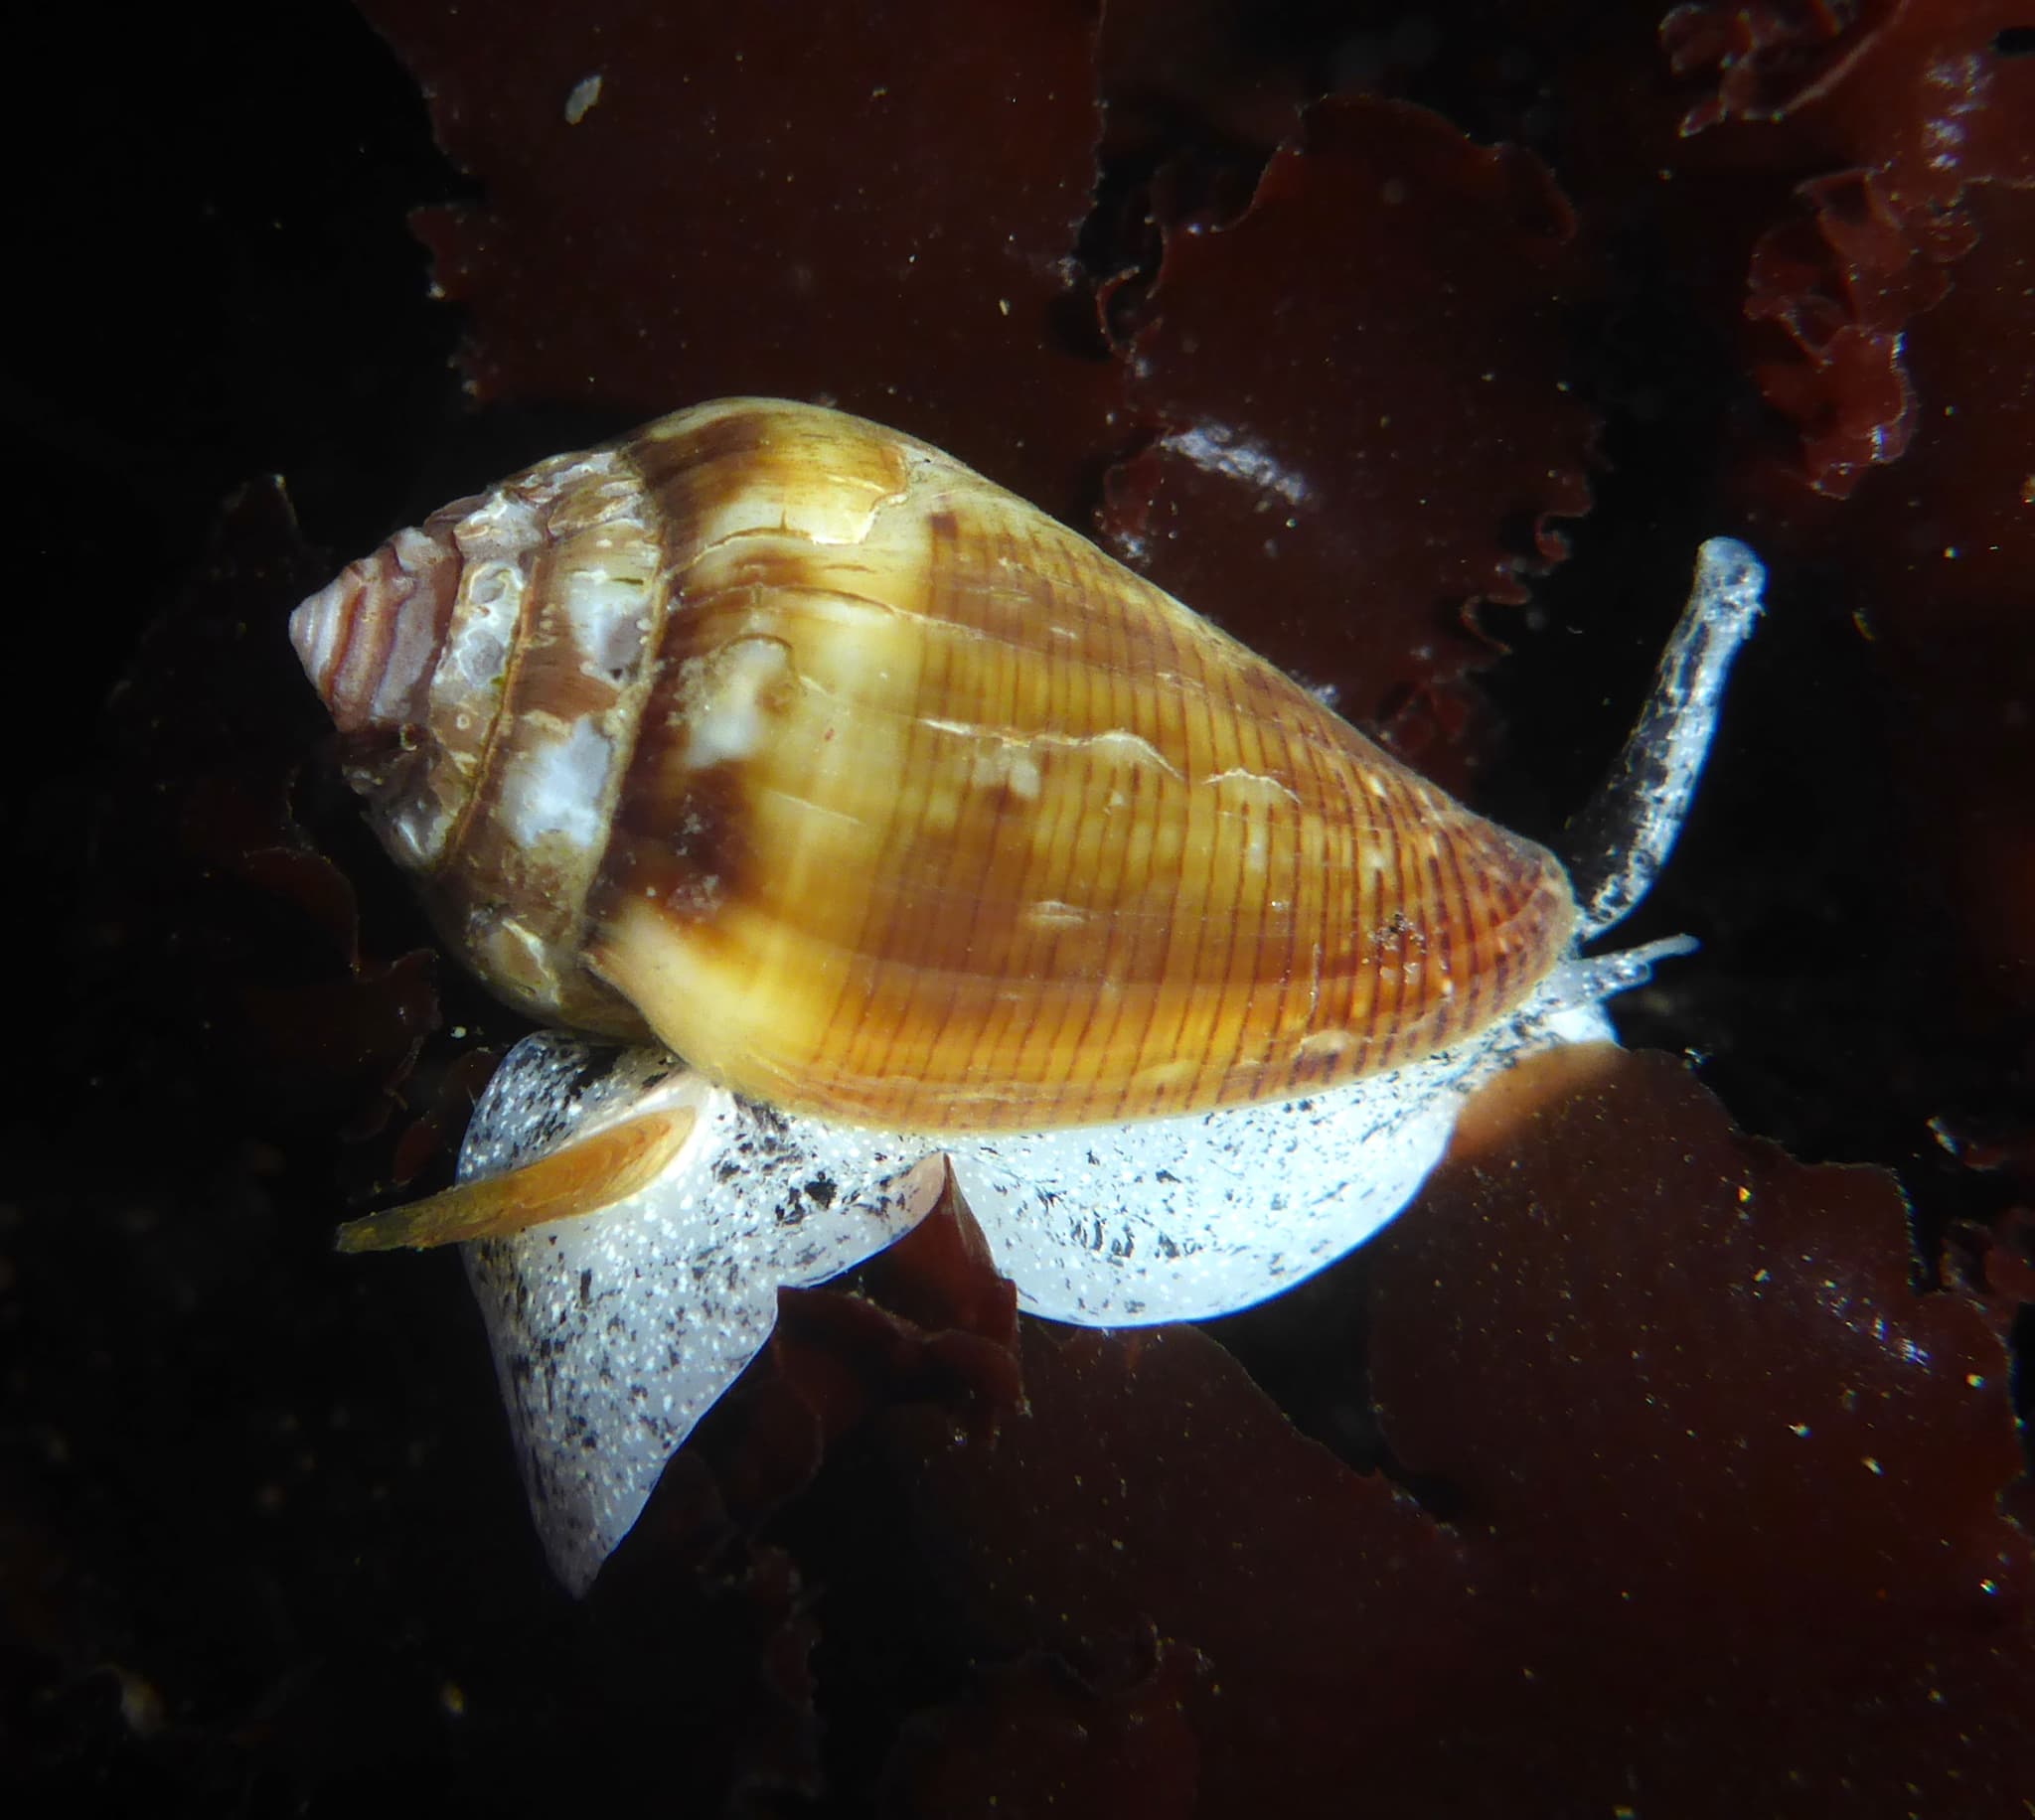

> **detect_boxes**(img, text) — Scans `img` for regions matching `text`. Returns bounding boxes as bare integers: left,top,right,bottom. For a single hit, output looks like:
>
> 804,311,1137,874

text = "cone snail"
292,396,1657,1135
290,397,1763,1591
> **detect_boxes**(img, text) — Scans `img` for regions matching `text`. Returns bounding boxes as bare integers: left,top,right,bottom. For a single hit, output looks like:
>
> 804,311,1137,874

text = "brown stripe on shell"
1065,551,1167,1115
1428,803,1472,1041
836,508,962,1100
1472,818,1520,1029
583,644,775,940
1366,793,1415,1073
1213,654,1287,1098
1186,602,1268,1109
1246,692,1322,1091
1268,701,1342,1095
911,507,1046,1091
624,400,784,508
925,507,1093,1101
975,514,1091,1107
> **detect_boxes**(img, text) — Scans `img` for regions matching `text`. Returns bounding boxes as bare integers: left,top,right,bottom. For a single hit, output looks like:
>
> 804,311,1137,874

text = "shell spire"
290,522,465,736
291,398,1580,1132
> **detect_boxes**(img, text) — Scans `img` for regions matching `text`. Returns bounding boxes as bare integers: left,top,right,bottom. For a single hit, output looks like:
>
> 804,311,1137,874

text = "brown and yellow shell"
291,398,1577,1133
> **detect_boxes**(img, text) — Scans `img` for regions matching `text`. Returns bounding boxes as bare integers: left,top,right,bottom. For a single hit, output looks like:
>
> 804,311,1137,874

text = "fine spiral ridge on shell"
291,398,1578,1132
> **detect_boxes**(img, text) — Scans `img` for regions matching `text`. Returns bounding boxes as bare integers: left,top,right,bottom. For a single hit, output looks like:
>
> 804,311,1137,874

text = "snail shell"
292,397,1577,1132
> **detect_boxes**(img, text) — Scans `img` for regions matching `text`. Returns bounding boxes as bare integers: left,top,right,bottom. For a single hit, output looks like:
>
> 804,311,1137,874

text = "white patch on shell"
288,571,347,684
1203,767,1300,809
440,560,521,700
1203,773,1287,872
920,721,1185,786
347,529,454,727
969,742,1042,800
672,427,905,551
1024,899,1090,932
498,717,615,853
384,792,455,870
474,916,564,1005
682,639,790,770
753,591,898,637
560,567,648,682
1067,728,1182,777
451,484,546,556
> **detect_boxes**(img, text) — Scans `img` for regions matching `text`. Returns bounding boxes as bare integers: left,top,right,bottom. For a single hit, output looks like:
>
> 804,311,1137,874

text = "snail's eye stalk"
1565,536,1766,940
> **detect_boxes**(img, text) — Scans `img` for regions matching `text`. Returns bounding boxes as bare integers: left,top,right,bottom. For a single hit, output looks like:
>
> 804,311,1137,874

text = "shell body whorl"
291,398,1579,1132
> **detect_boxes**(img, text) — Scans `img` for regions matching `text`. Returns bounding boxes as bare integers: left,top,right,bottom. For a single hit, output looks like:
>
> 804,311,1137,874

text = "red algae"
87,480,443,1146
1669,0,2035,495
355,0,1120,526
1104,95,1599,776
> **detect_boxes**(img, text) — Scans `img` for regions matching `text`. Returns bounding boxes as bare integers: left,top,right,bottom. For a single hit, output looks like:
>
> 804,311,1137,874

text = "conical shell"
291,398,1578,1132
